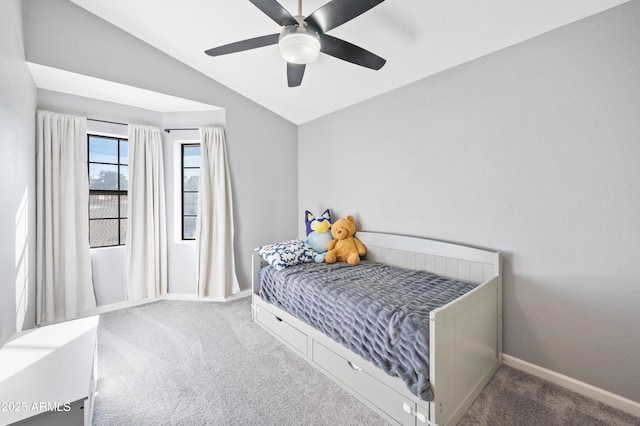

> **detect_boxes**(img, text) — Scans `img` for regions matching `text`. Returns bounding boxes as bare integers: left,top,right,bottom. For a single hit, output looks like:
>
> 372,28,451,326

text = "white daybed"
251,231,502,426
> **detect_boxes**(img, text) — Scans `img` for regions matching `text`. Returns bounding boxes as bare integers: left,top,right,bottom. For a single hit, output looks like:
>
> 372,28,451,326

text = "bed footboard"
430,275,501,425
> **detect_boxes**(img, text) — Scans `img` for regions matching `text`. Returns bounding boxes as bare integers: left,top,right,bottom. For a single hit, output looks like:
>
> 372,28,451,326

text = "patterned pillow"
255,239,316,270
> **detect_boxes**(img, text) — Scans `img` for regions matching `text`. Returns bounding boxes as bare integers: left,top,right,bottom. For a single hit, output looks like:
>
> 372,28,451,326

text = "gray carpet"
459,365,640,426
94,298,640,426
93,298,387,426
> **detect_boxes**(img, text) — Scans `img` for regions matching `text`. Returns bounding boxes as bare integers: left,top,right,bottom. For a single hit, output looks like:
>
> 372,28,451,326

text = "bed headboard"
358,231,500,284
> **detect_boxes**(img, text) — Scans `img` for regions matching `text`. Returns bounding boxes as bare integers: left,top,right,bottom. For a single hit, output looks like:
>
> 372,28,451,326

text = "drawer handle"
275,316,283,322
347,361,361,371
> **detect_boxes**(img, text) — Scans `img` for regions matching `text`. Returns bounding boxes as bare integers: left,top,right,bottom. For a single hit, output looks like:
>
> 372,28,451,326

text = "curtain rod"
87,119,199,134
164,127,199,133
88,118,128,126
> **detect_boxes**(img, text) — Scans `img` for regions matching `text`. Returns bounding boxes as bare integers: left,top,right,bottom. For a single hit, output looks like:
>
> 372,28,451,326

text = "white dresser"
0,316,98,426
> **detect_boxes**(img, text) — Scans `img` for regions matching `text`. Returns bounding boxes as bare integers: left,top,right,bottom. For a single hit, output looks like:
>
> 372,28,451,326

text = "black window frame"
87,134,128,248
181,143,201,240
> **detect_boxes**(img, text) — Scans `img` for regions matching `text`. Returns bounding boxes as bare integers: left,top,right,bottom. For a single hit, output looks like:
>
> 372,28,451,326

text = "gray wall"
0,0,38,346
299,2,640,402
23,0,299,292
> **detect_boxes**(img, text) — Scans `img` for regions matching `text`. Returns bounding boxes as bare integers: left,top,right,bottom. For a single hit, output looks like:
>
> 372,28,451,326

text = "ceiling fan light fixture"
279,26,320,64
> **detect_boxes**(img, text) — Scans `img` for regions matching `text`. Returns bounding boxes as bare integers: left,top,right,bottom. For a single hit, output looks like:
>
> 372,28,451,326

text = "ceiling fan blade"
306,0,385,33
320,35,386,70
249,0,297,27
205,33,279,57
287,63,305,87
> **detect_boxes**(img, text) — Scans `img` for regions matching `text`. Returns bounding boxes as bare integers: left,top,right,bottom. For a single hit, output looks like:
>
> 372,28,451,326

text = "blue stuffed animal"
304,209,332,262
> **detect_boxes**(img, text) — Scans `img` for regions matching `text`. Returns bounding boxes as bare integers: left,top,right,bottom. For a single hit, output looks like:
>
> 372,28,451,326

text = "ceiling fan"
205,0,387,87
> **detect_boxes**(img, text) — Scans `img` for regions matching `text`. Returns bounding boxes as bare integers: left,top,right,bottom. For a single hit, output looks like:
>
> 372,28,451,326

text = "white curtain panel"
196,127,240,299
36,110,96,324
125,125,168,300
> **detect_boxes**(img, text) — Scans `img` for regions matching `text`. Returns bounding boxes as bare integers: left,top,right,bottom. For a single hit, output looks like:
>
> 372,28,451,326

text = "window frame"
181,143,201,241
87,134,128,249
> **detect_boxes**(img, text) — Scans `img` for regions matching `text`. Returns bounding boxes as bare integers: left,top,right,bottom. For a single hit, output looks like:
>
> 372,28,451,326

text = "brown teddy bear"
324,215,366,265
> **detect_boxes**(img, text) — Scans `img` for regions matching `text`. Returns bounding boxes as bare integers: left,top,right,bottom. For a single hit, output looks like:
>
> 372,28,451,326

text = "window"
88,135,128,248
182,144,201,240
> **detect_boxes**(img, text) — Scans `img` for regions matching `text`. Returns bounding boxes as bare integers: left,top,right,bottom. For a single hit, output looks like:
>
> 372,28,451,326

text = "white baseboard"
160,289,252,302
80,290,253,317
79,298,157,317
503,354,640,418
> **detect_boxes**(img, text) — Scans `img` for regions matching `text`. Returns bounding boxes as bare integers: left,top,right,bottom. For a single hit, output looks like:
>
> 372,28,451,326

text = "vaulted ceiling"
59,0,628,124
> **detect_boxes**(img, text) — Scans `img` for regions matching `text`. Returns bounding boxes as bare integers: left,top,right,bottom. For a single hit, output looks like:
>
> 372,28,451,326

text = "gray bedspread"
259,261,477,401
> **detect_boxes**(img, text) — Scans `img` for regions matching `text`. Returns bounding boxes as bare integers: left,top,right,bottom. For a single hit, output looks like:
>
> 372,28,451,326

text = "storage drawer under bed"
312,341,419,426
255,305,308,356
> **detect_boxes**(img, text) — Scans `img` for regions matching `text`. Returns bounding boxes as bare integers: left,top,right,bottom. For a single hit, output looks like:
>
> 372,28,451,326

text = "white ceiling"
61,0,628,124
